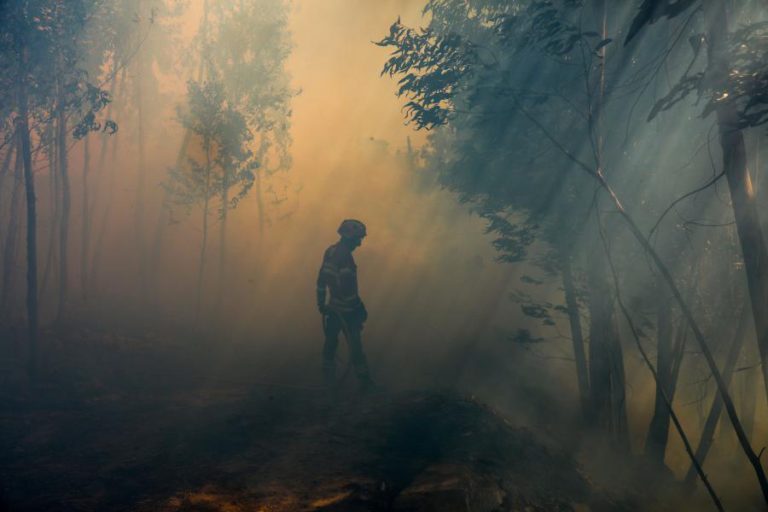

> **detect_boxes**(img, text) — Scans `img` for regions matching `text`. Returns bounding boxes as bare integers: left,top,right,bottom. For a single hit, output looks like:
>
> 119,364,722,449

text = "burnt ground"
0,323,698,512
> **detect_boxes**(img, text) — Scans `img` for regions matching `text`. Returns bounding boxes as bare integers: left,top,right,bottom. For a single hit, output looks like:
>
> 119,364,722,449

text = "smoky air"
0,1,765,511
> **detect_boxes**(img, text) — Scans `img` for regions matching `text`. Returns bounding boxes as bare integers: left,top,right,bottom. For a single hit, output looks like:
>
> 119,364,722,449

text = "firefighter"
316,219,373,390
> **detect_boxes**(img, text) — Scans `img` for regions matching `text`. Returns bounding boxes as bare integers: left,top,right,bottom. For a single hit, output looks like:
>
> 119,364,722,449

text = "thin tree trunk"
148,128,191,295
609,316,628,446
562,250,590,419
601,229,725,512
90,138,119,295
719,106,768,407
86,64,119,227
255,168,265,241
585,238,616,427
217,175,229,310
1,138,22,317
17,69,38,376
667,318,688,404
586,0,628,448
587,258,628,447
40,121,59,301
80,136,90,300
683,304,751,486
91,69,125,294
741,360,758,442
0,141,15,200
56,88,71,322
644,290,675,464
149,0,208,296
196,142,212,316
740,117,761,444
197,198,210,316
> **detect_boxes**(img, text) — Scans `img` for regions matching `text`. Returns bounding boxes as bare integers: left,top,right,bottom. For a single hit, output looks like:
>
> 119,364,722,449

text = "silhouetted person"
316,219,373,390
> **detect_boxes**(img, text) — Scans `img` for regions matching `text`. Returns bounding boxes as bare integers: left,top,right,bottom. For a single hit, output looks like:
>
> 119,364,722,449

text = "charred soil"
0,324,682,511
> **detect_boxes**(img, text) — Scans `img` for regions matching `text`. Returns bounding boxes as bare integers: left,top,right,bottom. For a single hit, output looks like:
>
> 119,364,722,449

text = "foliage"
166,0,294,223
0,0,118,144
164,80,256,213
624,0,700,44
633,3,768,130
208,0,294,178
508,328,545,344
377,0,603,269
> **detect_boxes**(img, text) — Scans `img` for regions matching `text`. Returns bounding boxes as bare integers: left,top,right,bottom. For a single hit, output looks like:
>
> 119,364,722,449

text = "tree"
208,0,294,301
378,0,629,436
377,0,767,505
626,0,768,500
164,79,255,315
628,0,768,410
83,0,183,302
151,0,294,309
0,0,115,371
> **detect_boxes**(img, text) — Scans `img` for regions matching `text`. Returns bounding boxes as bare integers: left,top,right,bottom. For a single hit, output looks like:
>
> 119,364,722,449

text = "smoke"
8,1,767,508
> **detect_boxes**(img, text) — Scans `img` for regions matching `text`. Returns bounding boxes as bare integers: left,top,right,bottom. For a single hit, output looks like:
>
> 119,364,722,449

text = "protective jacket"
316,242,364,315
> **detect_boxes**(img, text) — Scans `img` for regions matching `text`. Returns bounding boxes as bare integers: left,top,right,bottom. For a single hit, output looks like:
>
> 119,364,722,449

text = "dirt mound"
0,334,613,512
138,391,599,512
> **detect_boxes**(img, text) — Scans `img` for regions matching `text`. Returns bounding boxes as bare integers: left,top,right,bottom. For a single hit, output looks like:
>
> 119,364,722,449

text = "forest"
2,0,768,510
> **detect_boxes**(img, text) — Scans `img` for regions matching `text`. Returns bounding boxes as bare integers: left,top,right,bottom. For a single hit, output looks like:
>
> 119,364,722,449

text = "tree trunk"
0,140,15,200
584,0,627,447
91,69,125,295
255,167,265,241
197,197,210,316
608,310,628,447
1,138,22,317
719,107,768,406
40,121,59,302
56,87,71,322
740,359,758,442
708,0,768,412
217,174,229,310
17,70,38,376
587,257,628,448
87,65,119,225
80,136,90,300
148,128,190,298
644,291,676,464
683,304,751,486
562,250,590,419
196,141,213,316
149,0,208,298
515,8,768,500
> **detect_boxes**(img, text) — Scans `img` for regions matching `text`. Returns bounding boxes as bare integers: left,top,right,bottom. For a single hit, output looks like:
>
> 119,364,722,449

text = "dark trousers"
323,311,370,383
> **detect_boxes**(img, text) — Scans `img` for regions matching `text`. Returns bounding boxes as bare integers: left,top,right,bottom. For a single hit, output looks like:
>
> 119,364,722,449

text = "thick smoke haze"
43,1,531,392
3,1,768,510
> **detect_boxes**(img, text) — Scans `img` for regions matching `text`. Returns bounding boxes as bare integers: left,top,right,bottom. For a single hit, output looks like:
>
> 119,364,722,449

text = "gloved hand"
358,302,368,323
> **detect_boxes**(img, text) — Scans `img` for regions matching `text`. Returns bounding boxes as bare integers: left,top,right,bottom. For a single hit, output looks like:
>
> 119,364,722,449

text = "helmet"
337,219,367,239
